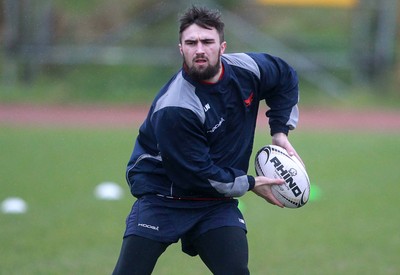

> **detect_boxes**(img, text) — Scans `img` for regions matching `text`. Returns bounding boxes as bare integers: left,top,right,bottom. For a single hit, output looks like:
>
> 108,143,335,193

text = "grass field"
1,126,399,274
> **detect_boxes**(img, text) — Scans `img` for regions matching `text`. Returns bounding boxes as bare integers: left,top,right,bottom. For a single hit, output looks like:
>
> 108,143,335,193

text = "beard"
183,53,221,82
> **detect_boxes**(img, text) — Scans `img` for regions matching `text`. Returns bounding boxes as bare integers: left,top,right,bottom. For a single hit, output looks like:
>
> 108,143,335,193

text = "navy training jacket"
126,53,299,199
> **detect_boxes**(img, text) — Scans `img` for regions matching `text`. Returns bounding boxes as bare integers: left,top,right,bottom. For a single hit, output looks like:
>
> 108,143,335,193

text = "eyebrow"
184,38,216,44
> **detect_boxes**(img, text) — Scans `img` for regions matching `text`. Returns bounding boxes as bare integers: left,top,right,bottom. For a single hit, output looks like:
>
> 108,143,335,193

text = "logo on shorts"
238,218,245,224
138,223,159,231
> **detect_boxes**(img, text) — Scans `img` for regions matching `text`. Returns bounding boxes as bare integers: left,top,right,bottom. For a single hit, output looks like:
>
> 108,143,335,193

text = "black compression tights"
194,227,250,275
112,227,249,275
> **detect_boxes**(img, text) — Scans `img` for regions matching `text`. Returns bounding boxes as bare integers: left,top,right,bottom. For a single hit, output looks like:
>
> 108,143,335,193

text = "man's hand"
252,176,285,208
272,132,305,168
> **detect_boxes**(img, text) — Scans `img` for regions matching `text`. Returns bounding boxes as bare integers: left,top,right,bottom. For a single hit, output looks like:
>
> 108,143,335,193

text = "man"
112,6,302,275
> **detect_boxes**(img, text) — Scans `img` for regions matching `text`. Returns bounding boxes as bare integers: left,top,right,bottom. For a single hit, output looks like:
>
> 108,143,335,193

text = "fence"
2,0,398,95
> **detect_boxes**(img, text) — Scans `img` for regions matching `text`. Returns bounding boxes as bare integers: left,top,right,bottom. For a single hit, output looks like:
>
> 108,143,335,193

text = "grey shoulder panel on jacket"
222,53,260,79
152,72,206,124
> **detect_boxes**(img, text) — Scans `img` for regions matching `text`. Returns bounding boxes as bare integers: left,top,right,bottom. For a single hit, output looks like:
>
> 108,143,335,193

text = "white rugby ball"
255,145,310,208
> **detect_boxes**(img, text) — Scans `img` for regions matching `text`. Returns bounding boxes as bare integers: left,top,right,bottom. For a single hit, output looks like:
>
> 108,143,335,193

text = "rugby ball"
255,145,310,208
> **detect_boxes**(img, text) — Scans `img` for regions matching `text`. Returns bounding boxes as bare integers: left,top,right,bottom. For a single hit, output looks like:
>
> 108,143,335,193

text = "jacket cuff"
270,124,290,136
247,175,255,190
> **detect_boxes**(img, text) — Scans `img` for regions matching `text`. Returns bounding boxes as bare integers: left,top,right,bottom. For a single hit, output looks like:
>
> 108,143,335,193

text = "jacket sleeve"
151,107,255,198
248,53,299,136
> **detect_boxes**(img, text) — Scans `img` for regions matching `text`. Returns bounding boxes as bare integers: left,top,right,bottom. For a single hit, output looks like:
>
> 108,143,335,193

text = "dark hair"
179,6,225,43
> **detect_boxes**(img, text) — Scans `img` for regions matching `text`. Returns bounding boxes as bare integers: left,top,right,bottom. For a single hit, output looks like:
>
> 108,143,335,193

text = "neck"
206,65,223,83
202,63,224,84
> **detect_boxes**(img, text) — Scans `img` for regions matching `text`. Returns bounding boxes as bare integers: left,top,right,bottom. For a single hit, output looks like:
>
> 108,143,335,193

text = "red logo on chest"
244,92,254,107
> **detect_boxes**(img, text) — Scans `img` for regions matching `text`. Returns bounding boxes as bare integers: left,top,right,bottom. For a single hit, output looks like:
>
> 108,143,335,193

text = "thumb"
255,176,285,187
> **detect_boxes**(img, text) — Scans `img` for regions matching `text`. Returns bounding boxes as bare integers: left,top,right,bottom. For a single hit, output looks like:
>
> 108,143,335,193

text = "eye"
185,40,196,46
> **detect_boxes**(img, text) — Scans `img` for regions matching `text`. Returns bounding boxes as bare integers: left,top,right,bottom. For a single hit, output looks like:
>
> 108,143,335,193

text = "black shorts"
124,195,247,256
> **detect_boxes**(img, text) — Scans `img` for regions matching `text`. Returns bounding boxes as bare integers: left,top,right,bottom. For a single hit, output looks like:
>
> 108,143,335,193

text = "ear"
220,41,227,54
178,43,183,56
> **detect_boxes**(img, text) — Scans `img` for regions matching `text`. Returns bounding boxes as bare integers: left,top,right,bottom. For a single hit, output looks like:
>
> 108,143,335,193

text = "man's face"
179,24,226,82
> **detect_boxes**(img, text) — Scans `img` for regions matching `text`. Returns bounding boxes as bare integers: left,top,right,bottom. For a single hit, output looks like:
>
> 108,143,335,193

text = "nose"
195,42,205,54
